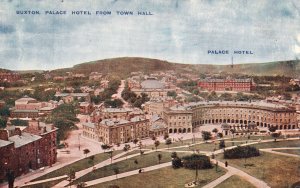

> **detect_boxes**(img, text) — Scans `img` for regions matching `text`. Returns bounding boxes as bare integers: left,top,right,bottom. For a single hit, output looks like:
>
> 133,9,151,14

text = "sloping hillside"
51,57,300,77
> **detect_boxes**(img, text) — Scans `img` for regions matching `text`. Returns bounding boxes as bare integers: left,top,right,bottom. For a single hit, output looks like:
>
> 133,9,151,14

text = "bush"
172,157,182,169
224,146,260,159
182,154,212,169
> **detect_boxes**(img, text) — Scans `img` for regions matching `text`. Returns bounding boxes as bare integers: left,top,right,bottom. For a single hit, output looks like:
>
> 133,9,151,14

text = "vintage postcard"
0,0,300,188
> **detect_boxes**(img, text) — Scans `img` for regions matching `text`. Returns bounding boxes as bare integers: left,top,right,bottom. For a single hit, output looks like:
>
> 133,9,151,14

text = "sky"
0,0,300,70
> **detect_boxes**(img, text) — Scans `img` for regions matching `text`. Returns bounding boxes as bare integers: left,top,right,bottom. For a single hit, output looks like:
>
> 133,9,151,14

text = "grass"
114,150,141,160
144,138,203,150
173,142,217,152
73,151,191,184
92,166,226,188
33,150,123,181
214,175,256,188
273,149,300,156
216,151,300,188
22,178,67,188
253,139,300,149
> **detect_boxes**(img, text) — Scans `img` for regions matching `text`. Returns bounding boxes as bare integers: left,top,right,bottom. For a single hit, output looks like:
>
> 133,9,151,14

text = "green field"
274,149,300,156
216,152,300,188
214,175,255,188
143,138,204,150
93,166,226,188
253,139,300,149
73,151,191,184
33,151,123,181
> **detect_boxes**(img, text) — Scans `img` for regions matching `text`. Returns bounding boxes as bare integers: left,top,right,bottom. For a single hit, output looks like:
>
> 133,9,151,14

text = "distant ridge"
26,57,300,77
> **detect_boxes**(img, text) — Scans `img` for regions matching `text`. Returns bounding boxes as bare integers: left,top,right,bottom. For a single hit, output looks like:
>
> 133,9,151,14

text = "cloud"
0,24,15,34
0,0,299,70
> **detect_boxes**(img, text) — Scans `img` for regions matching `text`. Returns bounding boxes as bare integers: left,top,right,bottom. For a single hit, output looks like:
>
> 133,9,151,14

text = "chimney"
14,128,22,136
0,130,8,141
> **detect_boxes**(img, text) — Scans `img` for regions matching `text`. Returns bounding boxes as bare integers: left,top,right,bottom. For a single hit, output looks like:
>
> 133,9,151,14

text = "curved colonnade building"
164,101,298,134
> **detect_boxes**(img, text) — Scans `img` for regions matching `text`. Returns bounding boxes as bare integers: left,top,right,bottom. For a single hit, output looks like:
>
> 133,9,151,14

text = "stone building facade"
0,121,57,181
96,117,150,144
198,78,254,91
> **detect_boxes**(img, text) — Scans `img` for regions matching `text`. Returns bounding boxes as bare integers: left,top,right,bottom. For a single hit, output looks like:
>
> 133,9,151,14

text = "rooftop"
141,79,165,89
0,139,13,147
82,122,95,128
8,132,41,148
100,119,130,126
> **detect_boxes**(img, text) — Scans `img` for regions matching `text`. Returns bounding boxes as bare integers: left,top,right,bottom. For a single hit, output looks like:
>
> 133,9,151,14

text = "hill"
52,57,300,77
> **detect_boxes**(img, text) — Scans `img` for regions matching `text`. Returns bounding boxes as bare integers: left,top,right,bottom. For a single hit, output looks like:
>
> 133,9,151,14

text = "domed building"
141,78,165,89
132,78,173,99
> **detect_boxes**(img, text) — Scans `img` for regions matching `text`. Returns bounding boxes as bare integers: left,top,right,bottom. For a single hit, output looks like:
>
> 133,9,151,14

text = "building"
89,72,102,80
91,107,145,123
0,100,5,109
0,120,57,181
54,93,91,103
164,106,193,134
96,117,150,144
10,96,57,118
149,115,167,137
0,72,20,82
131,78,174,98
198,78,254,91
82,122,97,140
164,101,298,135
79,102,94,114
143,98,177,117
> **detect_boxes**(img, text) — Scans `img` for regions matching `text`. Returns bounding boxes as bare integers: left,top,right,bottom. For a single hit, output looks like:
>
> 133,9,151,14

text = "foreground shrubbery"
181,154,212,169
224,146,260,159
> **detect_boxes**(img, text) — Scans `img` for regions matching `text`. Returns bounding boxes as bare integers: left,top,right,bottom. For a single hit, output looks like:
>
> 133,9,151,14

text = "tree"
165,138,172,149
171,152,178,159
123,144,131,152
157,153,162,164
269,126,279,141
88,155,95,166
154,140,160,151
172,157,182,169
217,132,223,138
164,133,169,140
83,149,90,158
167,91,177,98
212,128,218,135
10,119,28,126
219,140,225,149
101,144,111,151
133,138,139,147
230,129,236,138
0,118,7,128
181,154,212,183
134,159,138,165
113,167,119,179
201,131,212,142
76,182,87,188
68,168,76,183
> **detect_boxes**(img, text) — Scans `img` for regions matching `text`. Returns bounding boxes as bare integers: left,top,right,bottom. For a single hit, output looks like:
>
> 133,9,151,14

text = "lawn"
22,178,67,188
33,150,123,181
143,138,203,150
73,151,191,184
216,151,300,188
252,139,300,149
114,150,141,160
214,175,256,188
92,166,226,188
173,142,217,152
274,149,300,156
